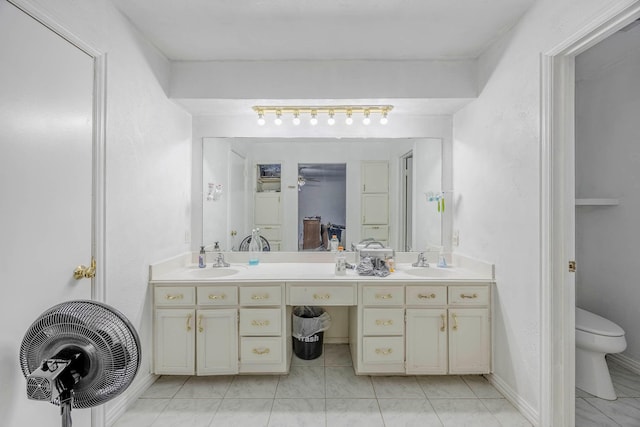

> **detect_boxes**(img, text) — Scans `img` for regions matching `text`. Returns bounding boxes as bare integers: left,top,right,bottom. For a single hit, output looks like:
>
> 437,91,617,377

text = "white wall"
452,0,637,419
575,25,640,362
16,0,193,423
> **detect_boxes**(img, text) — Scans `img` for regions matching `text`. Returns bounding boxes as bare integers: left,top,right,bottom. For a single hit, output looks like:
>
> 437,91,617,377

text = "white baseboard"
485,372,539,427
105,372,158,426
608,353,640,375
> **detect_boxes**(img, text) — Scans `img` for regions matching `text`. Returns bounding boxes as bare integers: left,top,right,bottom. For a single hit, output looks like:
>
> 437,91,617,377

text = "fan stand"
59,390,73,427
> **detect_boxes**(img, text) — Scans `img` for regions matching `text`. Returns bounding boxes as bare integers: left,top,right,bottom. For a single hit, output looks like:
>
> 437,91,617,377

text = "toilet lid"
576,308,625,337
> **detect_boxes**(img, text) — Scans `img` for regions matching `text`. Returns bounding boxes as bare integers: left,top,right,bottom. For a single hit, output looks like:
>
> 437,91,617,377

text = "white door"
197,309,238,375
255,193,282,225
448,308,491,374
361,161,389,193
228,150,247,250
406,309,448,374
154,309,196,375
0,2,94,426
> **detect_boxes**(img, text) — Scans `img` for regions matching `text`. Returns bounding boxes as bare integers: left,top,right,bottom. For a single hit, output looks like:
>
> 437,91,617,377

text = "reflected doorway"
400,152,413,251
298,163,346,250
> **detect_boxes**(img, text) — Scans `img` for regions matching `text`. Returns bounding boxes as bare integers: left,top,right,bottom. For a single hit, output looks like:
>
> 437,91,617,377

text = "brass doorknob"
74,257,96,280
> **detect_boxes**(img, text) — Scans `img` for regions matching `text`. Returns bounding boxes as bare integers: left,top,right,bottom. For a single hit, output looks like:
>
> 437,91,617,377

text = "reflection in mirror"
202,138,442,252
298,164,346,251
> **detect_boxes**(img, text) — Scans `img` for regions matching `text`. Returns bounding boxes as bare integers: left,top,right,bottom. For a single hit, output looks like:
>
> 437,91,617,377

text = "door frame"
540,2,640,426
399,151,413,251
8,0,107,425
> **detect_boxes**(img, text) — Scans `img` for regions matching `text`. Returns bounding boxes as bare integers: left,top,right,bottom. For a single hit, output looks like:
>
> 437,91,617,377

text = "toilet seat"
576,307,625,337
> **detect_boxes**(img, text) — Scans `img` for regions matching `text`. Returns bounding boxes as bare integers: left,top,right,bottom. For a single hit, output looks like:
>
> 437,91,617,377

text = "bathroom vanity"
149,253,493,377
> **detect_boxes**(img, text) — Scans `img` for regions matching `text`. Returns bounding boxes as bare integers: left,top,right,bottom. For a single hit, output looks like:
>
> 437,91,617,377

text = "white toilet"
575,307,627,400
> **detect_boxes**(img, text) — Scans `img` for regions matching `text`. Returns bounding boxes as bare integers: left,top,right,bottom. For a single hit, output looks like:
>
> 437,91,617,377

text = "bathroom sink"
186,268,242,278
403,268,458,278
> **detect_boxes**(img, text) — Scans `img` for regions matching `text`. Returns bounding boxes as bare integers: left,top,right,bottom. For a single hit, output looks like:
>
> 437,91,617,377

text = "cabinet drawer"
363,308,404,336
448,286,490,306
240,337,283,364
240,285,282,306
362,286,403,306
155,286,195,306
239,308,281,336
197,286,237,306
406,286,447,306
362,336,404,364
288,284,356,306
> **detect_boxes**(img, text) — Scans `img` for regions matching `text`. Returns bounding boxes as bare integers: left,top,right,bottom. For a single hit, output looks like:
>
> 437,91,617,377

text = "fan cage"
20,300,141,408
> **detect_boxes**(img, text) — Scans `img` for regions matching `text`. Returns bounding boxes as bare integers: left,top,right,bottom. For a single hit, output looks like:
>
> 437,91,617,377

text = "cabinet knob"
186,313,192,331
375,348,393,356
452,313,458,331
251,294,269,300
375,293,393,300
252,347,270,355
198,315,204,332
460,293,478,299
440,313,446,332
313,293,331,300
251,319,270,327
418,293,436,299
375,319,393,326
209,294,226,300
165,294,183,300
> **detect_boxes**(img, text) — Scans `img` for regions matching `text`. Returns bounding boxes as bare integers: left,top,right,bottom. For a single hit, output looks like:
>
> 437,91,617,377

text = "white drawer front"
362,286,404,306
240,285,282,306
362,336,404,364
406,286,447,306
240,337,283,364
197,286,237,306
363,308,404,336
155,286,195,306
288,285,356,306
448,286,490,306
239,308,281,336
258,226,281,242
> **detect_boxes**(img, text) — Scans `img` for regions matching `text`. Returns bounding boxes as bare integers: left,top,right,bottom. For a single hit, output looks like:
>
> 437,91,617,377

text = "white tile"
142,376,189,398
112,398,170,427
480,399,533,427
430,398,501,427
325,367,375,398
378,398,443,427
576,387,596,398
324,344,353,367
276,366,325,398
174,375,233,398
418,376,476,399
326,398,384,427
575,398,621,427
268,398,326,427
225,375,279,398
210,398,273,427
463,376,504,398
609,363,640,398
372,376,426,398
585,397,640,426
151,398,220,427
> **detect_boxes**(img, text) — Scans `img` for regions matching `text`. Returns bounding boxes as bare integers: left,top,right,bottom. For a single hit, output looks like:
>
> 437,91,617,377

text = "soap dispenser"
437,248,448,268
199,246,206,268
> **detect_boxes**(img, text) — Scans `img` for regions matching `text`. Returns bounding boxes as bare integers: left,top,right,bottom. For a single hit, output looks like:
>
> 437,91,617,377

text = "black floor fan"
19,300,141,427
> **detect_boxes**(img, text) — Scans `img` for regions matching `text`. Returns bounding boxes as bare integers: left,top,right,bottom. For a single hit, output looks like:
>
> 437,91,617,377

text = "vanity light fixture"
252,105,393,127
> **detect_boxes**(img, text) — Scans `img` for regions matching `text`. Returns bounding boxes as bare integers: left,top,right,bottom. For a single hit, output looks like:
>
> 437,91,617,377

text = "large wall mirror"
202,138,443,252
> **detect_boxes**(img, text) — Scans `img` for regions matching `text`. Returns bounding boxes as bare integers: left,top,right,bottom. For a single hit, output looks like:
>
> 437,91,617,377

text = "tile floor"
114,344,532,427
575,357,640,427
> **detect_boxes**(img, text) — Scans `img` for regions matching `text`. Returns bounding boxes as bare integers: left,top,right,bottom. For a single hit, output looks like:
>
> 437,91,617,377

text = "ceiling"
111,0,536,116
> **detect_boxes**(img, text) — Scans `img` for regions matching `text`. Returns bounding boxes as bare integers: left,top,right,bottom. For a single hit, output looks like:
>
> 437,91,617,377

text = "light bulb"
363,110,371,125
327,112,335,126
310,112,318,126
292,112,301,126
274,111,282,126
345,112,353,125
257,113,266,126
380,112,388,125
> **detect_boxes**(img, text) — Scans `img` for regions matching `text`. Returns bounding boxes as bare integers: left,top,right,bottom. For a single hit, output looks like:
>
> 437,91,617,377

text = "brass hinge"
569,260,577,273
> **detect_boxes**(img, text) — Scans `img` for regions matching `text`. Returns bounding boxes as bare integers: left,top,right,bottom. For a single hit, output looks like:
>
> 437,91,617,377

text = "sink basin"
403,268,458,278
186,268,241,278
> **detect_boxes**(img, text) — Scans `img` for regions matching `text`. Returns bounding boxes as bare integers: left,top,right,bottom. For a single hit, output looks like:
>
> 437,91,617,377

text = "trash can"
292,306,331,360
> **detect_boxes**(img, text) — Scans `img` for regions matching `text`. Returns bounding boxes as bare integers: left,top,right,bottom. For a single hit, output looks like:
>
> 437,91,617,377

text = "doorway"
400,152,413,251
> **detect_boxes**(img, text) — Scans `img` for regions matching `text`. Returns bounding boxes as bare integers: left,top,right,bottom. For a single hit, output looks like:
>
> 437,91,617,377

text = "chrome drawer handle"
375,293,393,300
313,293,330,300
252,347,270,355
251,294,269,300
165,294,183,300
209,294,226,300
375,319,393,326
251,319,270,327
418,293,436,299
460,293,478,299
375,348,393,356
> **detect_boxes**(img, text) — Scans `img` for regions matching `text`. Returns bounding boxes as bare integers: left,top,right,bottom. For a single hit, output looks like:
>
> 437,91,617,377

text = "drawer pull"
313,293,331,300
186,313,192,331
252,347,271,355
440,313,446,332
452,313,458,331
418,293,437,299
251,319,270,327
375,293,393,300
198,315,204,332
165,293,183,300
375,348,393,356
209,294,226,300
375,319,393,326
460,293,478,299
251,294,269,300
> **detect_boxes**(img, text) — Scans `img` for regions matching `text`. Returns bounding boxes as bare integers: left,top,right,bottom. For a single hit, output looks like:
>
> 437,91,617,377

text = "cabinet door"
154,309,195,375
254,193,281,225
448,308,490,374
362,161,389,193
196,309,239,375
362,194,389,224
406,309,448,374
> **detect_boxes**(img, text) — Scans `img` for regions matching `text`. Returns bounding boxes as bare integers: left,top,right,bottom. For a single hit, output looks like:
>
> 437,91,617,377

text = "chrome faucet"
212,252,230,268
412,252,429,268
